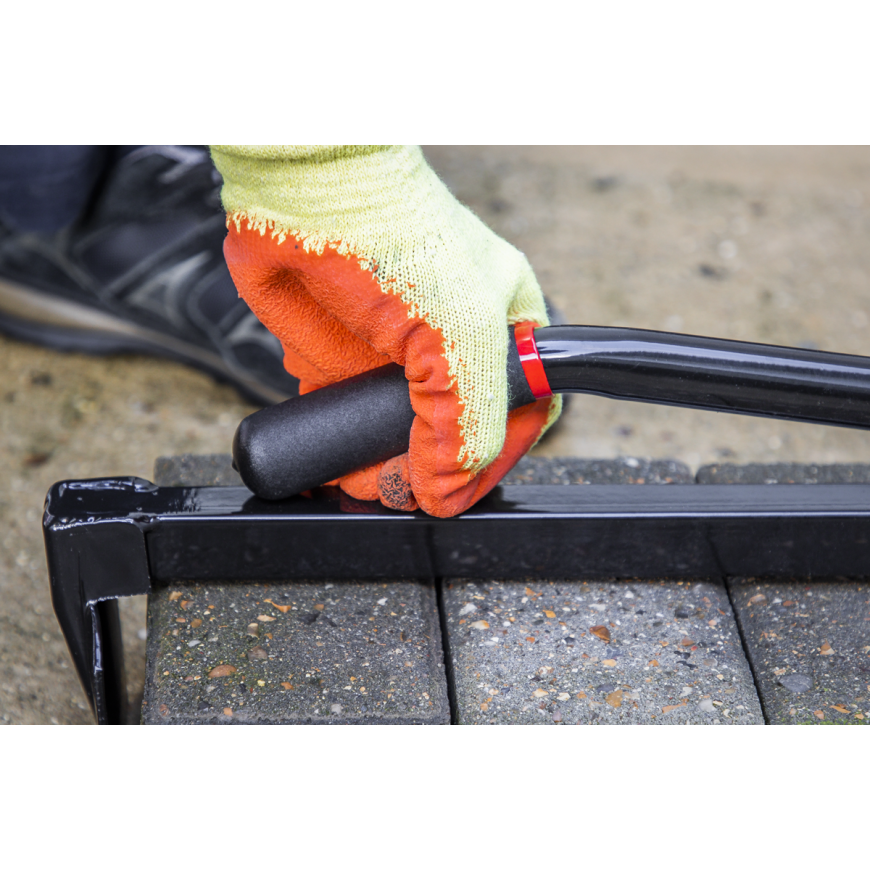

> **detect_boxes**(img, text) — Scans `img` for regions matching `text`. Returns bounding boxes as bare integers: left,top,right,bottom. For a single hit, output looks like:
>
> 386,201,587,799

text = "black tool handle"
233,363,411,500
234,325,870,500
535,325,870,428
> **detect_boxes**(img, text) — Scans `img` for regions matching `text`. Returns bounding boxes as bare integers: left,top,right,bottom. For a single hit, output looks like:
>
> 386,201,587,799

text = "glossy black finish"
537,325,870,428
44,476,870,723
234,325,870,502
44,479,152,724
233,363,415,500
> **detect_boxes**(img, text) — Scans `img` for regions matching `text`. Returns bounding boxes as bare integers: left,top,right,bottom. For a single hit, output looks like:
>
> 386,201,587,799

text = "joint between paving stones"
723,578,770,724
435,578,459,725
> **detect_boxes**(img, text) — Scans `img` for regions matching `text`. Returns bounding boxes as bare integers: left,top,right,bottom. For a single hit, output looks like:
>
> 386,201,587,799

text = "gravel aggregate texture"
142,579,449,724
145,453,449,724
729,577,870,725
443,578,762,725
153,453,243,487
443,455,759,725
697,463,870,484
503,455,693,485
714,460,870,725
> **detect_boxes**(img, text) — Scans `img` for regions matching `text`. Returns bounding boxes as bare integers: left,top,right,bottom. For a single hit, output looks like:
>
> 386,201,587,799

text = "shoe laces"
121,145,211,184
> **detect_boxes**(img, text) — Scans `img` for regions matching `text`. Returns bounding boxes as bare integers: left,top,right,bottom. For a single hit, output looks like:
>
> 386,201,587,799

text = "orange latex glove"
211,146,561,517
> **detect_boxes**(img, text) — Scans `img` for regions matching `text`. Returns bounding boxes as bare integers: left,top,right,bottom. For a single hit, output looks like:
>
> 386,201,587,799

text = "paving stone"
443,456,759,725
701,462,870,725
142,579,449,724
696,462,870,484
143,454,449,724
443,577,762,724
504,455,693,485
153,453,243,487
153,452,695,489
729,577,870,725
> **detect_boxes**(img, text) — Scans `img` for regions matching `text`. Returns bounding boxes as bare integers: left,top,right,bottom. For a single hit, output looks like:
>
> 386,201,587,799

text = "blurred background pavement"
2,146,869,723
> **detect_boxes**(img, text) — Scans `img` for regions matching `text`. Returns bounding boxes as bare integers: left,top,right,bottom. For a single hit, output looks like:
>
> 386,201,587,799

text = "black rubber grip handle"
233,327,535,500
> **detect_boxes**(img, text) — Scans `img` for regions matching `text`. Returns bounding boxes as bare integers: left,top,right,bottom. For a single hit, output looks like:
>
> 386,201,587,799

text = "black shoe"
0,145,300,405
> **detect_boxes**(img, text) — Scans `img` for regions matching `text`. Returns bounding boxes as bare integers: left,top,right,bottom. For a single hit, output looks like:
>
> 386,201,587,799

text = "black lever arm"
233,324,870,500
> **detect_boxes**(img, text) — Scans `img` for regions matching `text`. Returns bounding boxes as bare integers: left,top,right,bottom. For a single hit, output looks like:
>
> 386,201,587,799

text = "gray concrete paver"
729,578,870,725
142,579,449,725
153,453,243,487
697,463,870,484
503,455,693,485
444,577,762,724
444,456,760,725
702,461,870,725
146,454,449,724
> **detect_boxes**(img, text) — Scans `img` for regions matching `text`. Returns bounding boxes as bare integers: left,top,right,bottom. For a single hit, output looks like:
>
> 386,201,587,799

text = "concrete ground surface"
1,146,869,724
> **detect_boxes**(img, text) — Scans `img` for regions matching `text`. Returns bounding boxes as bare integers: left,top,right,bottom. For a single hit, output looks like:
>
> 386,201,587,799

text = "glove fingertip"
377,454,418,512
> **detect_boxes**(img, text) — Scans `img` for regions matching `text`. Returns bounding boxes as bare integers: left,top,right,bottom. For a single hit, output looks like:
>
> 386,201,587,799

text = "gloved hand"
210,145,561,517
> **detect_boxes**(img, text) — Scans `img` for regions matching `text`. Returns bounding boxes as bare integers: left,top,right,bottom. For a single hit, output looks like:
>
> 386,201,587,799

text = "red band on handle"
514,321,553,399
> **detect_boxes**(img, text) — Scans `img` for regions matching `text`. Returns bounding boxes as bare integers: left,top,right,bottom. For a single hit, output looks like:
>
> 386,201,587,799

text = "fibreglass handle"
232,327,537,501
233,324,870,501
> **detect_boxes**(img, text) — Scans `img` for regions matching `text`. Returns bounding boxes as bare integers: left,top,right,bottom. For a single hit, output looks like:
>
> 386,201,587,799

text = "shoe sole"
0,276,290,405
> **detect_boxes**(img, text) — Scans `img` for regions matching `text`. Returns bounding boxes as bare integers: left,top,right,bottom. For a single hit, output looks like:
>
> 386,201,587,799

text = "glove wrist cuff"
212,145,386,163
211,145,436,234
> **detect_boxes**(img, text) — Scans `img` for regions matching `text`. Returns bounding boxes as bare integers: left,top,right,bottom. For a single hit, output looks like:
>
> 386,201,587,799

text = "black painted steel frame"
43,477,870,724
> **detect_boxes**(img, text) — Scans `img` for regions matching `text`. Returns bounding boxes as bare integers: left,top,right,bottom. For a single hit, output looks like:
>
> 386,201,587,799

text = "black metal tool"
43,476,870,724
233,324,870,501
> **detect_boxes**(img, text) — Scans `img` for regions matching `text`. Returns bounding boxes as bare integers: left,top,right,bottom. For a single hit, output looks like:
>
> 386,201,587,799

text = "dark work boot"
0,145,299,405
